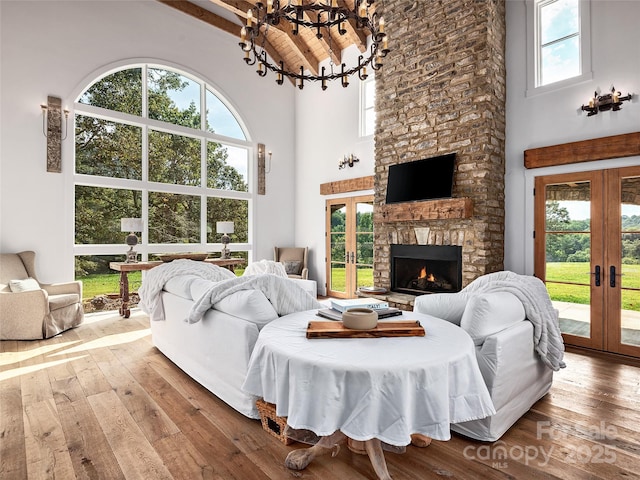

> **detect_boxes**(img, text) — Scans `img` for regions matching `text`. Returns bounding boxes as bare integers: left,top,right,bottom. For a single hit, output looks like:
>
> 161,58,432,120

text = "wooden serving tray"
306,320,425,339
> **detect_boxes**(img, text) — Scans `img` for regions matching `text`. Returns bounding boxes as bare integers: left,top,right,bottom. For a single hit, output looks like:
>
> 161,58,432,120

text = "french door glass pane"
545,182,592,338
330,229,346,294
355,201,374,289
620,176,640,346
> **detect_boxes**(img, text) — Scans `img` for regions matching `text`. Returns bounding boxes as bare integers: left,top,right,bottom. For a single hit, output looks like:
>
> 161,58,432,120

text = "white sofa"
413,290,553,442
150,274,317,419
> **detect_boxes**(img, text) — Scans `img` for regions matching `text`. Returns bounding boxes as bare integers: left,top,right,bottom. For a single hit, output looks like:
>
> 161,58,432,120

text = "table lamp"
216,221,234,259
121,217,143,263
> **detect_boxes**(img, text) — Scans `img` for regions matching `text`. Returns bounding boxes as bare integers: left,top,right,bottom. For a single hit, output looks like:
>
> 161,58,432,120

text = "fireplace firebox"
391,244,462,295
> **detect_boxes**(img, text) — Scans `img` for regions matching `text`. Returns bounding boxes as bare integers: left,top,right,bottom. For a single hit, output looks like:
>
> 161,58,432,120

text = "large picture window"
74,64,251,295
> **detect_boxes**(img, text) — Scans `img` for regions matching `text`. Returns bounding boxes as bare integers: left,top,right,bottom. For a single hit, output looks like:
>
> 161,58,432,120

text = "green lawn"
546,262,640,311
328,267,373,293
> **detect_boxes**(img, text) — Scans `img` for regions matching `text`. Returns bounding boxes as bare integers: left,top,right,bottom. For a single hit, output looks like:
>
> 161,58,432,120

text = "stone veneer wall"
373,0,506,290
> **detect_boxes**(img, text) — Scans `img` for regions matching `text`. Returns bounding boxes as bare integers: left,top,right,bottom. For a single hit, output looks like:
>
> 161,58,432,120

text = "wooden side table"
109,258,245,318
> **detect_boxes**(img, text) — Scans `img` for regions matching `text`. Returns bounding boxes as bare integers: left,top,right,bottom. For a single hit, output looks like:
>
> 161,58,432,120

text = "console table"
109,258,245,318
242,310,495,479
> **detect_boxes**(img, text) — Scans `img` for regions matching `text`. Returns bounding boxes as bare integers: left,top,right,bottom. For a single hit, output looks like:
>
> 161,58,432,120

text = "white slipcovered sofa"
413,283,556,442
144,266,318,419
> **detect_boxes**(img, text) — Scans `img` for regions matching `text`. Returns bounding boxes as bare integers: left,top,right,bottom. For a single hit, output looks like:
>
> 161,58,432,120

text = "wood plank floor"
1,310,640,479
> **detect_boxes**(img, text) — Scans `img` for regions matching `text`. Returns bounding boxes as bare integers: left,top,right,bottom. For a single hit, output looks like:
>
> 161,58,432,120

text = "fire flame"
418,267,436,282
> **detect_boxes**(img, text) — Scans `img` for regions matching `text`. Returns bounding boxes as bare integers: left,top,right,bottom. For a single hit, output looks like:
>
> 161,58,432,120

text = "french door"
534,166,640,357
326,196,374,298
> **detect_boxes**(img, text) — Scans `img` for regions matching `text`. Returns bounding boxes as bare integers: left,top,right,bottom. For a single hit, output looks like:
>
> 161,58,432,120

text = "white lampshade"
216,221,234,234
121,218,143,232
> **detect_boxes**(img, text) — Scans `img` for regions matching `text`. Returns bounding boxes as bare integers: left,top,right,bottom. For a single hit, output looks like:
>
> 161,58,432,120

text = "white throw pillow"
9,278,40,292
460,292,526,345
413,291,469,325
163,275,201,299
214,289,278,326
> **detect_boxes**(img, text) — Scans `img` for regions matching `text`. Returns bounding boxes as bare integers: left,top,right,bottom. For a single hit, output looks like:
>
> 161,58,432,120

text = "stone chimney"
373,0,506,292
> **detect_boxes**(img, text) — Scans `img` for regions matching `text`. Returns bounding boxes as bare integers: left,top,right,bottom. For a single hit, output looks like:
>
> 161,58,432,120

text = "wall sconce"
338,154,359,169
581,86,632,117
41,96,70,173
257,143,272,195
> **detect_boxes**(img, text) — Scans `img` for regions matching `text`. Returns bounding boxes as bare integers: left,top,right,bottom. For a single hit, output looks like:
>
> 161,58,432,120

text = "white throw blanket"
138,260,236,322
242,259,288,277
188,274,322,324
463,271,566,371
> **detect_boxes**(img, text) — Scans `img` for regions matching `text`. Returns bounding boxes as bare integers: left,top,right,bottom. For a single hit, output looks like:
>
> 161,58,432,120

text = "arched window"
73,64,252,297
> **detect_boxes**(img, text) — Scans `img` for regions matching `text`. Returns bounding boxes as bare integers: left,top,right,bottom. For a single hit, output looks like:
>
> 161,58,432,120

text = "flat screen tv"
385,153,456,204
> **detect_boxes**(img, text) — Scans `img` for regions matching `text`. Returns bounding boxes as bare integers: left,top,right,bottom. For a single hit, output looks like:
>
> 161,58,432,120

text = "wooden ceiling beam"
157,0,240,36
338,0,368,53
211,0,319,76
158,1,294,85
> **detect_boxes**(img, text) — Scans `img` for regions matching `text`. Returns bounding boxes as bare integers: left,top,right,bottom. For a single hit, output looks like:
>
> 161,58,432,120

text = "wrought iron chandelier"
238,0,389,90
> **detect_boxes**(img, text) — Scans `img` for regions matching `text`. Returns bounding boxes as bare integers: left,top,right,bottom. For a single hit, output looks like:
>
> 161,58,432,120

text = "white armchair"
0,251,84,340
413,290,553,441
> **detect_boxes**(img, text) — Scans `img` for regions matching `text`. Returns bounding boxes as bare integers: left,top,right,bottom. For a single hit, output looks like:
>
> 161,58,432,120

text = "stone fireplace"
372,0,506,304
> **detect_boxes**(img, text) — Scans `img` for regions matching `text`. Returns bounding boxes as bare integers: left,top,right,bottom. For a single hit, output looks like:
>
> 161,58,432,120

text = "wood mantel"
524,132,640,169
377,197,473,222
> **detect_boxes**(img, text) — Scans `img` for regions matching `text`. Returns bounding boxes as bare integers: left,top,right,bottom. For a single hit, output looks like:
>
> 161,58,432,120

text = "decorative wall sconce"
581,86,632,117
338,154,359,169
257,143,272,195
41,96,70,173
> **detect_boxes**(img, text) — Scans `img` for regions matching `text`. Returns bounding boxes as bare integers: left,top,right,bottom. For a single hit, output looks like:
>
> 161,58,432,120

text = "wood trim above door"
525,132,640,169
320,176,374,195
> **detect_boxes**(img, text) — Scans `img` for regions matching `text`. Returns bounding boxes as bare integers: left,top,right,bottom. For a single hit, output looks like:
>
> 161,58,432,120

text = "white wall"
294,46,375,294
504,0,640,274
0,0,296,282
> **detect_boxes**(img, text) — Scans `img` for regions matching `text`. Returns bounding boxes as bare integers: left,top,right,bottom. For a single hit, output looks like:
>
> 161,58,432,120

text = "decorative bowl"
342,308,378,330
158,253,208,262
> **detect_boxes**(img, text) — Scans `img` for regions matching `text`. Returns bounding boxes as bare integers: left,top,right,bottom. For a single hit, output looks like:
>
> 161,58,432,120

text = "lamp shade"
121,218,143,232
216,221,234,234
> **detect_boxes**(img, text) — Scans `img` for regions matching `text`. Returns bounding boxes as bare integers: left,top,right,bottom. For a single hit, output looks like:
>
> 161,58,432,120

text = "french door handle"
609,266,623,287
345,252,350,264
593,265,600,287
350,252,355,264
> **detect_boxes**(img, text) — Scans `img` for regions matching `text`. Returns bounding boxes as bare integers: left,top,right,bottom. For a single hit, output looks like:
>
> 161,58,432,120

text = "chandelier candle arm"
239,0,389,90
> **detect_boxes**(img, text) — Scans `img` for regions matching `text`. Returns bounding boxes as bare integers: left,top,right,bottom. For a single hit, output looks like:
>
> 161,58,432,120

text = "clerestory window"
527,0,592,95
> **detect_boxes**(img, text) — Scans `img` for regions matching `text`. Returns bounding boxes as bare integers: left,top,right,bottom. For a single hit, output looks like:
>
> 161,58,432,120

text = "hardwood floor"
1,310,639,479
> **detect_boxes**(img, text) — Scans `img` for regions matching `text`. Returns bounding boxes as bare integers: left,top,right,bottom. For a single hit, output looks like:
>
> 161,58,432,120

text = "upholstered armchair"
273,247,309,280
0,251,84,340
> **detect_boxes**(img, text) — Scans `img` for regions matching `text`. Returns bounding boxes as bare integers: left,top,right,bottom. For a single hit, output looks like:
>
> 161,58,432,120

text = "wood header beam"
320,176,374,195
377,198,473,222
524,132,640,169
